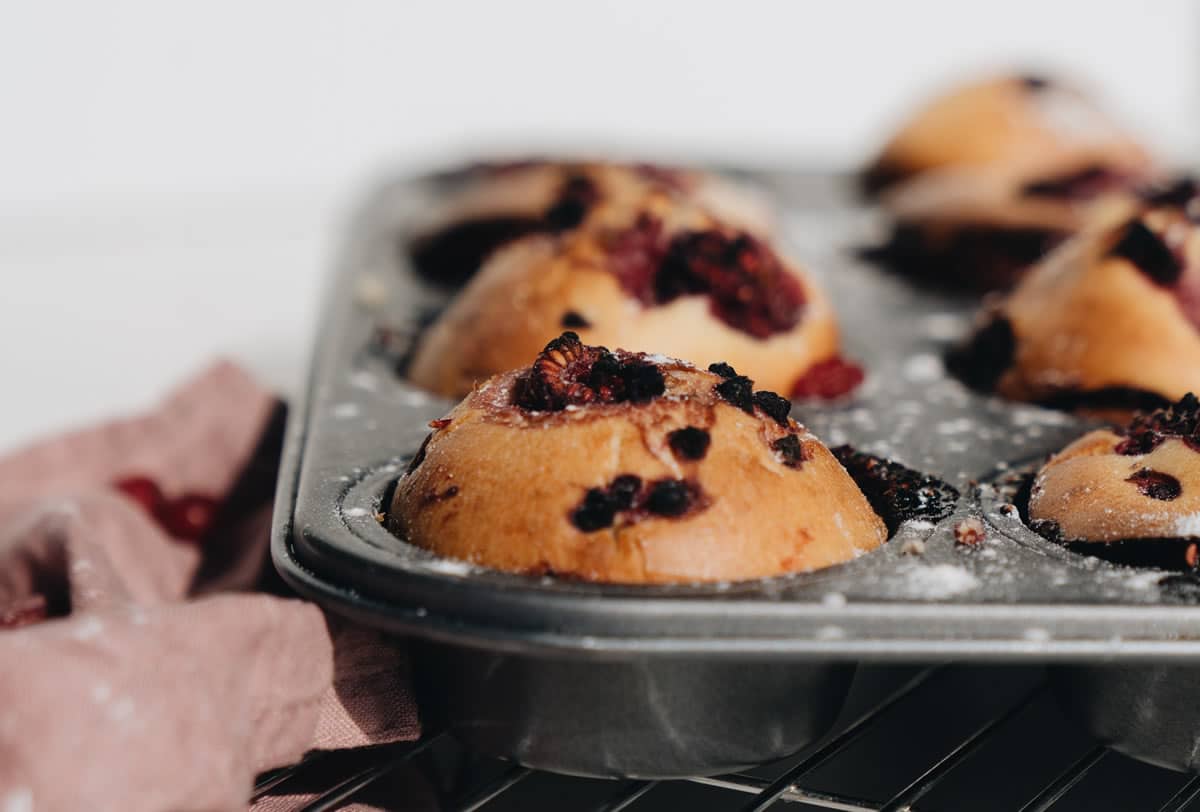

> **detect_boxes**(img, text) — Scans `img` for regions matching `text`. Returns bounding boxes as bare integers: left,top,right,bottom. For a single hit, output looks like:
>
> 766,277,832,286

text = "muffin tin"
271,165,1200,778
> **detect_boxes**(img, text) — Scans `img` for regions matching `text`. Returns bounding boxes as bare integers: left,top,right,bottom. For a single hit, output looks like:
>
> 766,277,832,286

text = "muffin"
389,333,887,583
865,155,1142,291
862,74,1150,196
948,178,1200,413
1029,393,1200,571
407,181,844,399
409,161,773,287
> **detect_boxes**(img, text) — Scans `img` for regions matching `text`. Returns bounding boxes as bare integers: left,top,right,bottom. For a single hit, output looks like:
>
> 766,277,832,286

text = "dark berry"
607,214,668,301
513,332,664,411
708,362,738,379
1126,469,1182,501
409,216,545,287
946,317,1016,392
560,310,591,328
544,175,599,231
160,494,219,541
790,357,865,400
753,391,792,425
1115,393,1200,455
1021,74,1051,90
771,434,807,468
572,488,617,532
668,427,711,461
608,475,643,509
113,475,166,516
832,446,959,534
715,375,755,413
1110,220,1181,285
645,479,693,517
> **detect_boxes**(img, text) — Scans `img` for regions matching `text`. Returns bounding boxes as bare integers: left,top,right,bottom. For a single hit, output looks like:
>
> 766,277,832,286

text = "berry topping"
114,475,166,516
569,475,705,531
543,174,600,231
560,310,591,328
707,362,738,379
1110,220,1182,285
832,446,959,534
1127,469,1182,501
1115,393,1200,455
1020,165,1129,200
753,391,792,426
945,317,1016,392
513,332,665,412
771,434,808,469
606,222,805,338
790,357,865,400
645,479,696,517
668,427,711,461
159,494,218,541
714,374,756,414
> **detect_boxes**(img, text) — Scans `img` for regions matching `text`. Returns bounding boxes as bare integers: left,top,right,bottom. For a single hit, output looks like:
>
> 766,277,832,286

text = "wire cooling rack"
251,664,1200,811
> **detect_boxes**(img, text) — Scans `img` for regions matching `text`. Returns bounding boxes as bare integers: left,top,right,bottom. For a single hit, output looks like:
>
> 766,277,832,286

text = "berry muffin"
862,74,1150,196
389,334,887,583
864,155,1141,291
407,182,847,399
948,178,1200,414
409,161,773,287
1028,394,1200,571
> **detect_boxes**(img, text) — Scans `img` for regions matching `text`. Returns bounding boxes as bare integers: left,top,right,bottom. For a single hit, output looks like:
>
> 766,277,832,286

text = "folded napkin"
0,362,419,812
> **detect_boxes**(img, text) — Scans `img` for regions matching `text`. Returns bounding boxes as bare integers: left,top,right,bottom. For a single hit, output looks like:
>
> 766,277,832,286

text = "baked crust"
949,181,1200,410
863,75,1150,194
408,188,838,398
390,342,887,583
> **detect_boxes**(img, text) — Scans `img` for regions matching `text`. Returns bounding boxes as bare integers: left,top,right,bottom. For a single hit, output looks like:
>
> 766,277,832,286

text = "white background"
2,0,1196,451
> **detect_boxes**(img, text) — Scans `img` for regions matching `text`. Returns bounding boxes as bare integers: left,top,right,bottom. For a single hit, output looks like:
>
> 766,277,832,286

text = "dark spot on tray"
1110,220,1181,286
771,434,808,469
1127,469,1182,501
832,446,959,534
668,427,711,461
945,316,1016,392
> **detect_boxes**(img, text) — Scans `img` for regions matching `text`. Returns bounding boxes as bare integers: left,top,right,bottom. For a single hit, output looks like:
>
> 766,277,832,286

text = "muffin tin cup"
272,166,1200,778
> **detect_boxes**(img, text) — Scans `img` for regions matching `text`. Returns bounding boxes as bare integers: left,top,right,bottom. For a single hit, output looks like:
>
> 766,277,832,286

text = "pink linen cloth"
0,362,419,811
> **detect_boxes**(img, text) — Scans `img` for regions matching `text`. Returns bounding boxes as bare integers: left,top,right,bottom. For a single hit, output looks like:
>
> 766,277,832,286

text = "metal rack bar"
1016,746,1107,812
1158,776,1200,812
739,667,939,812
878,683,1047,812
252,753,327,801
451,764,532,812
593,781,658,812
688,775,876,812
296,734,443,812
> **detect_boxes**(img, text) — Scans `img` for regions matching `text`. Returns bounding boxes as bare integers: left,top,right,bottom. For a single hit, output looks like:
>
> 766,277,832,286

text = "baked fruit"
1028,394,1200,571
947,177,1200,413
408,161,772,287
407,182,845,399
862,74,1150,196
388,334,887,583
864,156,1142,291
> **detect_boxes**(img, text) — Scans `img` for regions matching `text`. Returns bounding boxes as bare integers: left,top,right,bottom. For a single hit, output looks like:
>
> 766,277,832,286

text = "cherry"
113,475,166,515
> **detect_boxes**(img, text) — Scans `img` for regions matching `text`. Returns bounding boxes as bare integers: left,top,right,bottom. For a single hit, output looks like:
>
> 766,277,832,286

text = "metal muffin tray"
272,166,1200,778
